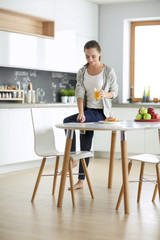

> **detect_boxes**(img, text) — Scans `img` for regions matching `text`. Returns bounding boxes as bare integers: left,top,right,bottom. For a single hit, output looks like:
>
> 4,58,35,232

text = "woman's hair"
84,40,101,66
84,40,101,53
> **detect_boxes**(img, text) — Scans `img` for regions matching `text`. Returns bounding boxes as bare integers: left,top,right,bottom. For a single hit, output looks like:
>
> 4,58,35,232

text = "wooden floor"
0,158,160,240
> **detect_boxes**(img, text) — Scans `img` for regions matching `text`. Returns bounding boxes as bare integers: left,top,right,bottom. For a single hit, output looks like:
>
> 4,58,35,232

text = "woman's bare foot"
70,156,78,169
60,157,78,174
68,179,84,190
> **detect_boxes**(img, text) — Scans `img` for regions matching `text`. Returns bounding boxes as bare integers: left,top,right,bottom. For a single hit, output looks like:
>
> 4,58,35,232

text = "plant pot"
68,96,75,103
61,96,68,103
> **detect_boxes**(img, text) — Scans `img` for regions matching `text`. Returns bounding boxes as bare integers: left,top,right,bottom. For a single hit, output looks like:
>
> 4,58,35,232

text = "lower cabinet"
0,107,78,166
1,106,159,167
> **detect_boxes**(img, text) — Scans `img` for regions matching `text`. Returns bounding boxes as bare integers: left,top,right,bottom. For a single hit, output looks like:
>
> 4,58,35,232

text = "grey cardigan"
75,64,119,117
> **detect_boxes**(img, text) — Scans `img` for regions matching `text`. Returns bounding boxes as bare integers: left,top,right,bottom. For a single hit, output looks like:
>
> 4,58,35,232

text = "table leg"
108,131,117,188
156,164,160,201
121,131,130,214
57,129,73,207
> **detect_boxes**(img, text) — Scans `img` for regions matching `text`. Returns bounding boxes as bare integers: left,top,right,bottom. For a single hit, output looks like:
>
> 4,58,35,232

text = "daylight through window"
130,21,160,102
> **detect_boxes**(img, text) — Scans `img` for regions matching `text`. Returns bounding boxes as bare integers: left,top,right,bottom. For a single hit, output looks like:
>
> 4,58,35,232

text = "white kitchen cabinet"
55,0,98,37
144,129,160,154
93,107,160,155
0,0,98,72
0,109,37,165
0,106,78,166
0,0,56,20
75,0,98,38
1,104,160,171
55,0,76,30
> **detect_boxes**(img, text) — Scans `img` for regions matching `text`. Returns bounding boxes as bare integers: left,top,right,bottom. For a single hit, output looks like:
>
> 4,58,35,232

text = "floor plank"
0,158,160,240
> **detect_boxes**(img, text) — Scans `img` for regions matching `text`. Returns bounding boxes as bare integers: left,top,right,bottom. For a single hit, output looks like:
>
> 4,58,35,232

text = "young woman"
64,40,119,190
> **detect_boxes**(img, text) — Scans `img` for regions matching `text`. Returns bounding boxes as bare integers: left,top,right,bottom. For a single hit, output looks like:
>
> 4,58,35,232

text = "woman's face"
85,48,101,66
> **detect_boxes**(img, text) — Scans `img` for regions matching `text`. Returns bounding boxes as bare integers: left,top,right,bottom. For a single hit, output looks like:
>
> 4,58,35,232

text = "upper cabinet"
0,0,98,72
0,8,55,38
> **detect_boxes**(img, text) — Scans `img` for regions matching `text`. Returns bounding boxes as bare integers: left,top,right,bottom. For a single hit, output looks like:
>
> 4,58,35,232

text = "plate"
134,119,160,122
99,120,120,124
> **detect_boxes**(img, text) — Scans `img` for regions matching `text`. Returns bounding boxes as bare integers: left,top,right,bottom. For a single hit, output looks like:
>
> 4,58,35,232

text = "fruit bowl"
135,107,160,122
135,119,160,122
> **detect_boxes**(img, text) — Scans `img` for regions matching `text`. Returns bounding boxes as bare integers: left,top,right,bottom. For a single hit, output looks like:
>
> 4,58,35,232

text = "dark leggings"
63,108,105,180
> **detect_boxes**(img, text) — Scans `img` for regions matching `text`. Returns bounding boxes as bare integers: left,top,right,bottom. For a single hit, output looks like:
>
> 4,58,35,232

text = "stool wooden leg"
115,161,132,210
52,156,60,196
152,184,158,202
68,159,75,207
81,158,94,199
108,131,117,188
137,162,145,202
156,163,160,201
31,157,46,202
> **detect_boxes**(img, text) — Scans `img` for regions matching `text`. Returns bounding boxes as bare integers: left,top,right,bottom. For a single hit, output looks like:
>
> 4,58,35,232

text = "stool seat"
128,154,160,164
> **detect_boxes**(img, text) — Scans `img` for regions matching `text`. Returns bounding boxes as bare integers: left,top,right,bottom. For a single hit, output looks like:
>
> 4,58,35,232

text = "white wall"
99,0,160,103
0,0,98,72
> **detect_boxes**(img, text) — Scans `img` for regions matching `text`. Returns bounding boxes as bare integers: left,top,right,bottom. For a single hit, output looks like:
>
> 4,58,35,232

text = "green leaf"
68,89,75,96
60,89,68,96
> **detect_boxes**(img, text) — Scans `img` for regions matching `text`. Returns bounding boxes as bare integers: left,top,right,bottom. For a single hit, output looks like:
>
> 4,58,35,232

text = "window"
130,21,160,102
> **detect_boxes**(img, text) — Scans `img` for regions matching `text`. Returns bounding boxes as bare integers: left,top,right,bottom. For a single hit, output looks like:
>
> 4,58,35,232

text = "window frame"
130,20,160,102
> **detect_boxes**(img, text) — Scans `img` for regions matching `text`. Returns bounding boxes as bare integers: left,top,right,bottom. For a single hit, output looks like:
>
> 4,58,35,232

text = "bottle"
142,87,146,102
16,80,21,90
146,86,150,102
130,85,133,103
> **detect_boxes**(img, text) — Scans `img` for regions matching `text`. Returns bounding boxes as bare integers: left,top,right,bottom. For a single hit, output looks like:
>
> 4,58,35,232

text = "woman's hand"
77,113,86,123
99,89,105,99
77,98,85,122
99,90,113,99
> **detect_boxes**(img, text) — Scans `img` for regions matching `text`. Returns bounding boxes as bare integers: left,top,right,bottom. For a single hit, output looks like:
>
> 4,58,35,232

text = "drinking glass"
94,88,101,100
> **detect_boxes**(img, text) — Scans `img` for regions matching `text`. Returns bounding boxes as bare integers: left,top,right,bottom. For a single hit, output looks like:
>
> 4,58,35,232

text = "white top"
84,69,103,109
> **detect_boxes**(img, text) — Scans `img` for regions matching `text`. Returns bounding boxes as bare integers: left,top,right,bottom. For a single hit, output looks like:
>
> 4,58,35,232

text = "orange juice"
94,91,101,100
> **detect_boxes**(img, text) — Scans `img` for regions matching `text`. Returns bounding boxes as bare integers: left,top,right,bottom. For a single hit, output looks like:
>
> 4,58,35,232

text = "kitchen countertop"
113,102,160,108
0,103,77,109
0,102,160,109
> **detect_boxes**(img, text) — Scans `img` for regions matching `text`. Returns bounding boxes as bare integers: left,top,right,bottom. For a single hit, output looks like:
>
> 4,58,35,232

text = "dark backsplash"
0,66,76,103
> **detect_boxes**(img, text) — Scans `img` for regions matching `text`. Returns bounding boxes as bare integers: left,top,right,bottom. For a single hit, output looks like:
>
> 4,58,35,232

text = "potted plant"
68,89,75,103
60,89,68,103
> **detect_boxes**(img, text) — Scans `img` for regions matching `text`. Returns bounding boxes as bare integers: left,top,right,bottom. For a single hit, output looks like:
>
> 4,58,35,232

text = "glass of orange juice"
94,88,101,100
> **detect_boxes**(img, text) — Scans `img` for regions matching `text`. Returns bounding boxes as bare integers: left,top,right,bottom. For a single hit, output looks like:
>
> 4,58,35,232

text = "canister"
17,91,22,98
13,92,17,98
31,90,36,103
26,90,31,103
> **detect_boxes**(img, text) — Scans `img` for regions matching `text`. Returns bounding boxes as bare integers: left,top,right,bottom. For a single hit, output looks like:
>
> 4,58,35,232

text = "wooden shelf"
0,90,24,103
0,8,54,38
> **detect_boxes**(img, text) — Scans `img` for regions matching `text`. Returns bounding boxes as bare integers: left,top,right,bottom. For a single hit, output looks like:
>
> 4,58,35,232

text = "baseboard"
0,157,63,174
0,151,136,174
93,151,121,159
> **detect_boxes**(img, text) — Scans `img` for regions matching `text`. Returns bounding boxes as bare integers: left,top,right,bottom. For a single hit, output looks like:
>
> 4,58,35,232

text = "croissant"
103,116,119,122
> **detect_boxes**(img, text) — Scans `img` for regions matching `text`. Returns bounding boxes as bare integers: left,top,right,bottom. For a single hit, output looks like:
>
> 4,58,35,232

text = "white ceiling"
86,0,155,4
